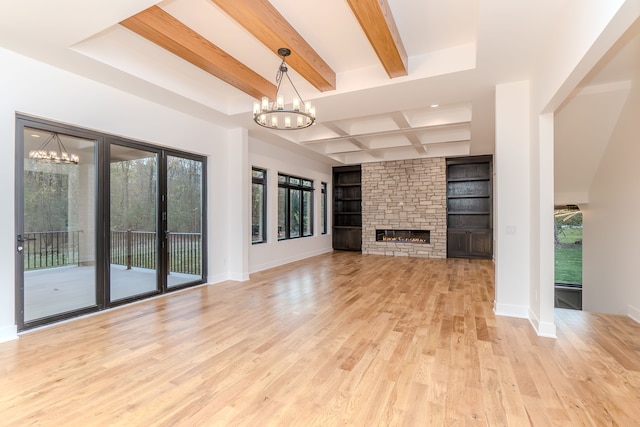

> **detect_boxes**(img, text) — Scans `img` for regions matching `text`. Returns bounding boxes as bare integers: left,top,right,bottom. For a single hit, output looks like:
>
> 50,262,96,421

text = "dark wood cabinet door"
469,230,492,258
447,230,469,257
447,230,492,259
333,227,362,251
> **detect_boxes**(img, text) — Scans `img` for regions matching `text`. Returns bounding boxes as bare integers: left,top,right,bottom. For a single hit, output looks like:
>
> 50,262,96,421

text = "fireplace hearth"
375,229,430,244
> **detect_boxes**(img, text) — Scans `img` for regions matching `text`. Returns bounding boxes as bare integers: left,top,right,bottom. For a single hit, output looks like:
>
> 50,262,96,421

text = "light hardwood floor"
1,252,639,426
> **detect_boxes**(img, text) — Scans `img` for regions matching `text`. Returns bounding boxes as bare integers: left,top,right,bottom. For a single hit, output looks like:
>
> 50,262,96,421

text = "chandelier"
28,132,79,164
253,48,316,130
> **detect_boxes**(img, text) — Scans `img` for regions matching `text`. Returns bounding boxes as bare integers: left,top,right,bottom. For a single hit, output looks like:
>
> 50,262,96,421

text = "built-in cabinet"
446,156,493,259
332,165,362,251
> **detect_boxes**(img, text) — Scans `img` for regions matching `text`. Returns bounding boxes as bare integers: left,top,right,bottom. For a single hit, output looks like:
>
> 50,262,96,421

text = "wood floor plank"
1,252,640,425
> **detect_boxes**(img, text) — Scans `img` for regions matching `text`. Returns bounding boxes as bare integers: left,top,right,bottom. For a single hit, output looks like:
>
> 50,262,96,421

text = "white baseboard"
0,324,18,343
536,321,557,338
494,303,557,338
227,272,250,282
527,308,557,338
494,302,529,319
629,305,640,324
207,273,228,284
249,247,333,274
207,272,249,284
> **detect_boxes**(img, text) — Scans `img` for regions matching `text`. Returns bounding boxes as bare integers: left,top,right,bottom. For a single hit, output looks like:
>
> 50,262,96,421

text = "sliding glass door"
19,126,98,325
166,155,204,289
16,116,206,330
109,144,160,301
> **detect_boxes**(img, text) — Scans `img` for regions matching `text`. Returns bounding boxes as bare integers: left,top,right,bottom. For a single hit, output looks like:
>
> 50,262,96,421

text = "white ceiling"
0,0,633,178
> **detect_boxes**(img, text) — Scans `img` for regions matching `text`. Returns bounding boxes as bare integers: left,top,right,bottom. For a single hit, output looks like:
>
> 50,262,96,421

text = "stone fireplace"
361,158,446,258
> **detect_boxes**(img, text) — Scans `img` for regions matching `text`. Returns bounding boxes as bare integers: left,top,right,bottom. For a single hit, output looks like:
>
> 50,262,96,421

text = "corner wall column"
494,81,531,319
226,128,250,281
532,113,557,337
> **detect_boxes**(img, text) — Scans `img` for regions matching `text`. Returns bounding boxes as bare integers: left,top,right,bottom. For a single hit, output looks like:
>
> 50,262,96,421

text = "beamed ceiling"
0,0,636,174
110,0,489,164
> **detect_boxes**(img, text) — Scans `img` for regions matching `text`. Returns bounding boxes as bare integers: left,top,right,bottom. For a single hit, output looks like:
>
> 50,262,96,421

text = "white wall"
0,47,233,342
582,73,640,320
494,81,531,319
225,128,250,281
249,138,333,273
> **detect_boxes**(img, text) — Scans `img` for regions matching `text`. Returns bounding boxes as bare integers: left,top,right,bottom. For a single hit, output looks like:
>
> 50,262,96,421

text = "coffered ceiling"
0,0,588,165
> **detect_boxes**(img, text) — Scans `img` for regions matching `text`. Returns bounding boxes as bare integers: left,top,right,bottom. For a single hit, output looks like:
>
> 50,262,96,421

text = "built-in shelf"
447,194,490,199
448,211,491,215
447,177,490,183
446,156,493,259
333,165,362,251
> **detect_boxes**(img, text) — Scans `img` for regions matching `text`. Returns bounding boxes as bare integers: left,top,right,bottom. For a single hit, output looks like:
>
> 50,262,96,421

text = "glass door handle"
17,234,34,253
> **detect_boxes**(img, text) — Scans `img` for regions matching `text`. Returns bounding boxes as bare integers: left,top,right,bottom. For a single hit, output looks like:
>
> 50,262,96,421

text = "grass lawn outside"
555,227,582,284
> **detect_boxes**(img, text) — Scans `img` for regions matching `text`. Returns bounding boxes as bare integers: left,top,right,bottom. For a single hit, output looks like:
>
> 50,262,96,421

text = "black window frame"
15,114,207,331
278,173,314,240
251,167,267,244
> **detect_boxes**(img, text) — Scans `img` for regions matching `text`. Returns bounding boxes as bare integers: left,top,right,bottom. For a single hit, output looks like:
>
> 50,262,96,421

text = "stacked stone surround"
361,158,447,258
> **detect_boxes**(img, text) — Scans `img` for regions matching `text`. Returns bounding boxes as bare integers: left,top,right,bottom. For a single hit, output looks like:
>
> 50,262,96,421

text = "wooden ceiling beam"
209,0,336,92
346,0,408,78
120,6,276,100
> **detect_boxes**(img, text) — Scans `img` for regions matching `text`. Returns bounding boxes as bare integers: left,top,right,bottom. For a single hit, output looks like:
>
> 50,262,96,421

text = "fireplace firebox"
375,229,430,244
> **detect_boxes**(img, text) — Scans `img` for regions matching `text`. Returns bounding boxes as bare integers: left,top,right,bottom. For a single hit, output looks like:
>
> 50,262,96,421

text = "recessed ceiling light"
31,134,40,138
430,104,439,108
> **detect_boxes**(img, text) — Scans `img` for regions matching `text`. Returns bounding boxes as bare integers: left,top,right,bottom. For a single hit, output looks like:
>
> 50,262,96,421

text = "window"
321,182,328,234
554,206,582,285
252,168,267,244
278,173,314,240
554,205,582,310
